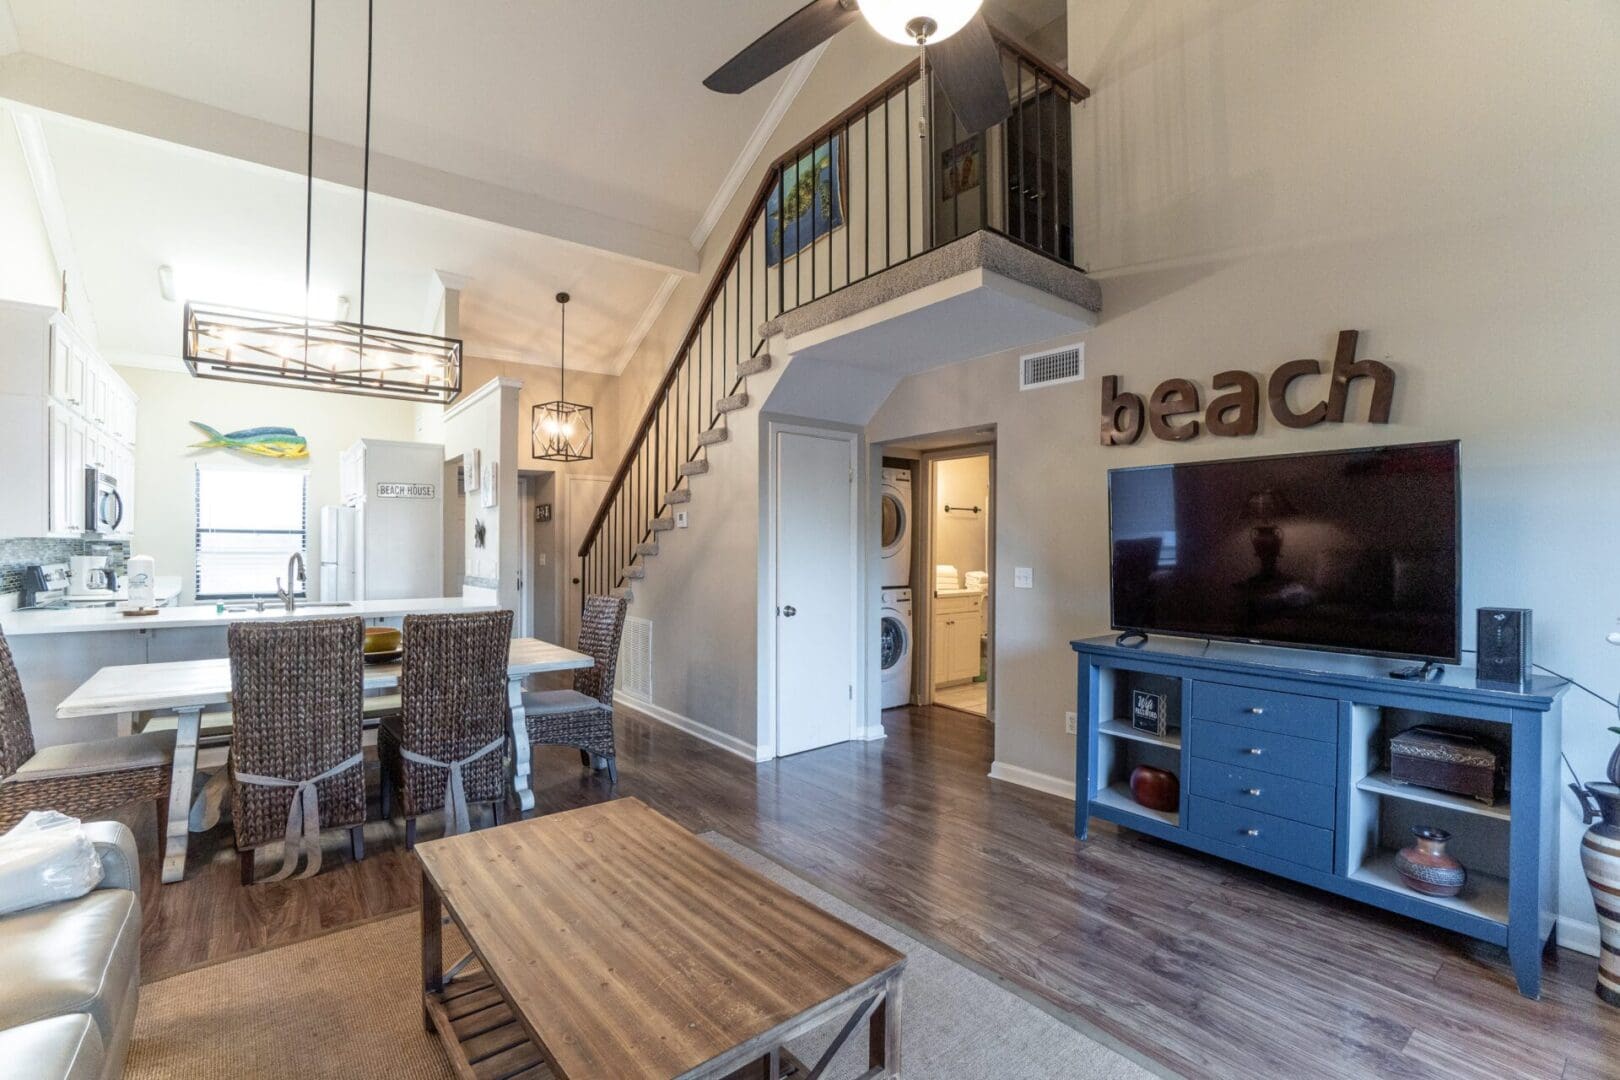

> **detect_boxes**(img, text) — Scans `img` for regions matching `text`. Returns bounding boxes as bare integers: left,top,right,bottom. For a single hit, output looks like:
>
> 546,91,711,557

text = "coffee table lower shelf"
425,972,554,1080
423,971,879,1080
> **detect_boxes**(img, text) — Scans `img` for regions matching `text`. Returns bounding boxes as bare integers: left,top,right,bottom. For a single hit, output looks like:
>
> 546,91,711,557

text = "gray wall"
866,0,1620,948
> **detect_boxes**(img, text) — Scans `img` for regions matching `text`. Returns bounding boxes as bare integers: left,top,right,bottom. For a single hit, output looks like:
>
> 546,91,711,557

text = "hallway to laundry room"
927,451,992,717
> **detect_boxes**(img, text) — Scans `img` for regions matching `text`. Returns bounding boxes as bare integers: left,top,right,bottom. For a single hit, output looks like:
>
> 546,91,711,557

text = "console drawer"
1191,681,1337,742
1194,719,1337,786
1189,759,1336,829
1189,796,1334,872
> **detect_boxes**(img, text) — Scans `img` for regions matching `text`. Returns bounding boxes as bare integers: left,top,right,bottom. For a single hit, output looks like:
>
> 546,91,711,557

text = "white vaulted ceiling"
0,0,1065,375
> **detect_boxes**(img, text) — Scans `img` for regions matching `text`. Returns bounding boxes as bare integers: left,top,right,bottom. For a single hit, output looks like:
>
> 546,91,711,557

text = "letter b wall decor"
1100,330,1394,446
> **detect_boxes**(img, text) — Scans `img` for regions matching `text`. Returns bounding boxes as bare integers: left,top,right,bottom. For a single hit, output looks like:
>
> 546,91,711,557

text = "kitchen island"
4,595,496,744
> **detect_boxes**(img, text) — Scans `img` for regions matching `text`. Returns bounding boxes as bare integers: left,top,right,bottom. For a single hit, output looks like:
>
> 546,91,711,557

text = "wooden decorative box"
1389,726,1503,806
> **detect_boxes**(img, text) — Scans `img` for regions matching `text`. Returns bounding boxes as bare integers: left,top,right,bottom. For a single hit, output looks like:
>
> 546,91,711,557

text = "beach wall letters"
1100,330,1395,446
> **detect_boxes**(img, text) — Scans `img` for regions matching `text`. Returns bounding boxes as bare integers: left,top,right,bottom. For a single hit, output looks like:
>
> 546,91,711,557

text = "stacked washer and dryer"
879,467,914,709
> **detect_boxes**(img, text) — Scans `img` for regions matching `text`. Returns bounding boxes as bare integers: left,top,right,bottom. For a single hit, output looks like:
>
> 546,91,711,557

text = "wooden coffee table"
416,798,905,1079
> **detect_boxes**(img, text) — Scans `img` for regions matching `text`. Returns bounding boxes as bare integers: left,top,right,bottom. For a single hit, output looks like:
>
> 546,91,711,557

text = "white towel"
935,564,960,589
964,570,989,590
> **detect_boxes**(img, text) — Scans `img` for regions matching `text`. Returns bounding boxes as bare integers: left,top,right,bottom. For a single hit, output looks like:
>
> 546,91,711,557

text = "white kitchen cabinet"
931,591,985,686
0,300,138,539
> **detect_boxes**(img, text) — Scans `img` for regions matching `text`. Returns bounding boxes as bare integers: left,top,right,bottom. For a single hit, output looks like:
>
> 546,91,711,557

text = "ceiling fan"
704,0,1013,135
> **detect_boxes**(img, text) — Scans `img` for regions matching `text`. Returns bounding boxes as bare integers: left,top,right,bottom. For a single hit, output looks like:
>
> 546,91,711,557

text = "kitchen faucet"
275,552,306,612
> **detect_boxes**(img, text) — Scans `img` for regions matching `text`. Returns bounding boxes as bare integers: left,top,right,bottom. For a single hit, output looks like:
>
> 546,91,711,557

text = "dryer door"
880,486,909,560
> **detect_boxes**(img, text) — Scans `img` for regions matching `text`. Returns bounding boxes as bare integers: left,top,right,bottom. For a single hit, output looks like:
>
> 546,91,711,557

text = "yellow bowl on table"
363,626,402,658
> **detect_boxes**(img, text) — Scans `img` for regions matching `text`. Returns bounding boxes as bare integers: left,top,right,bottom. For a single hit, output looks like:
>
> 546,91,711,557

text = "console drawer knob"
1245,788,1263,796
1242,828,1261,837
1246,706,1266,715
1245,747,1265,755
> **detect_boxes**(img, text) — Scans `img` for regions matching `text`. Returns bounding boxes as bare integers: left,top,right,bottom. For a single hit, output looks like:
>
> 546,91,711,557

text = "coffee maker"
67,555,121,602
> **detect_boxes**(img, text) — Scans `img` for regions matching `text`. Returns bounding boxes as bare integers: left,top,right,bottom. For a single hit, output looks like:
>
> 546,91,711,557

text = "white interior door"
565,475,611,649
774,429,856,757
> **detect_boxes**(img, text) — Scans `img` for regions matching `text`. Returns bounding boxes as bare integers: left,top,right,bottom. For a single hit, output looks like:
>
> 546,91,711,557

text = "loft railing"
578,30,1087,603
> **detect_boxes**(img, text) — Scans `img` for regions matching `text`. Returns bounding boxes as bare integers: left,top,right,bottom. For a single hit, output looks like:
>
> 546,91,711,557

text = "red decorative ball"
1129,765,1180,813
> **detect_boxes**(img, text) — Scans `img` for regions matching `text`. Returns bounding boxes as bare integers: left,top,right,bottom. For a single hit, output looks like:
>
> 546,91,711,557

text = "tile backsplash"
0,537,131,595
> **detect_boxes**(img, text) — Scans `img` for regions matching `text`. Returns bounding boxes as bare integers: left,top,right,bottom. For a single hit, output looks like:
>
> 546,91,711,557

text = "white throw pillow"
0,810,105,916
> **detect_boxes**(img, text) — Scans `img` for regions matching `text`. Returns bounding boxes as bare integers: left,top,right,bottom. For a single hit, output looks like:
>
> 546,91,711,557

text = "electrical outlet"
537,553,547,566
1064,711,1077,735
675,510,689,529
1014,566,1033,589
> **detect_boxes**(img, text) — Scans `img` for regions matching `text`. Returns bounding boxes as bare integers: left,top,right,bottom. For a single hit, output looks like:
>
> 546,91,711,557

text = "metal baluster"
884,92,891,270
1035,74,1044,251
903,82,911,258
863,105,871,284
844,120,851,291
777,164,786,318
1016,56,1025,243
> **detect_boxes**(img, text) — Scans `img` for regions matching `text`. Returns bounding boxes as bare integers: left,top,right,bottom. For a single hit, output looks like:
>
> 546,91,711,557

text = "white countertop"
1,595,495,637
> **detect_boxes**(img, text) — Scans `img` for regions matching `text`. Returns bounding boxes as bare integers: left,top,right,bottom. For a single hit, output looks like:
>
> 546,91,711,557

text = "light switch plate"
1064,711,1077,734
1014,567,1033,588
675,510,689,529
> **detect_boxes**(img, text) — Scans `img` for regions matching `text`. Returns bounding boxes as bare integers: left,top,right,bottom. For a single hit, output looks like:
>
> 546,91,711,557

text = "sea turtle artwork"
190,423,310,459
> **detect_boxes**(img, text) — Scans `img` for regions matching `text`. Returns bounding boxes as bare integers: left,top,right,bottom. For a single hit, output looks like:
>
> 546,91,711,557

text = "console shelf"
1095,781,1179,827
1355,770,1511,822
1350,852,1510,925
1099,718,1181,750
1072,634,1565,1000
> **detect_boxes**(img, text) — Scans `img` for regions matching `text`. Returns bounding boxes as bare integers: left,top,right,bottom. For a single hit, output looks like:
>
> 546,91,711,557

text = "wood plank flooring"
121,701,1620,1080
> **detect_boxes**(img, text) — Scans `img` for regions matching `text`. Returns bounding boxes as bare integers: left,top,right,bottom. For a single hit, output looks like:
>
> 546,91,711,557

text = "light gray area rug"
702,832,1168,1079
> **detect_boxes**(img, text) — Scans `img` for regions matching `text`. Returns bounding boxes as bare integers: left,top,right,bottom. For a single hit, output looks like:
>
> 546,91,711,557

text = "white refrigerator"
322,439,445,600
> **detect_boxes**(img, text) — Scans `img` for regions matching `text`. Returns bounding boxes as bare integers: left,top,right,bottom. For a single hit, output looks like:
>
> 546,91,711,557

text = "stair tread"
679,460,710,476
697,427,729,446
666,488,692,504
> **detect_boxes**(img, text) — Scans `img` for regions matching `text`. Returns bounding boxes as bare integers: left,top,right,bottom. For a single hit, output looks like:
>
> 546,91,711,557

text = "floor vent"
1019,342,1084,390
618,616,652,700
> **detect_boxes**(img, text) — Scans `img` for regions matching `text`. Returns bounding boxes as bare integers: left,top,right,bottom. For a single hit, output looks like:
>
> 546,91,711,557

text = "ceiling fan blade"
926,14,1012,134
704,0,861,94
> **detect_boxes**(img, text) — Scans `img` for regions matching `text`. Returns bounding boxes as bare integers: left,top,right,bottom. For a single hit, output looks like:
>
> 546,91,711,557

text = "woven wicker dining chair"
521,595,629,783
227,618,367,884
377,609,513,848
0,626,173,834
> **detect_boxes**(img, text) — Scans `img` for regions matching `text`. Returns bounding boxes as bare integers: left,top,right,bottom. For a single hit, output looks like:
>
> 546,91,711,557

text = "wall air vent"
618,615,653,701
1019,342,1085,390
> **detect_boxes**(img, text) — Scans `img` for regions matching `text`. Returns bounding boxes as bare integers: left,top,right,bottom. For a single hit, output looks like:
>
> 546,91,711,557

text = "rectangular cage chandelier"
183,302,463,404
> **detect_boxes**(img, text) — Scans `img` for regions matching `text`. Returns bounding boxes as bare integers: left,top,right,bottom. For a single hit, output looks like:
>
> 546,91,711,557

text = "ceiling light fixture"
182,0,462,403
531,292,593,462
857,0,983,46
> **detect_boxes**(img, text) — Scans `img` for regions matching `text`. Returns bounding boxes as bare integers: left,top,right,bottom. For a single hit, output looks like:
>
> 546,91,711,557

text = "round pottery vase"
1579,782,1620,1006
1395,826,1466,897
1129,765,1179,814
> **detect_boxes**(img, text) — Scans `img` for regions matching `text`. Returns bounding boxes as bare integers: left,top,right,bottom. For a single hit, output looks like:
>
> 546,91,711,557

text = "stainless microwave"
84,467,124,534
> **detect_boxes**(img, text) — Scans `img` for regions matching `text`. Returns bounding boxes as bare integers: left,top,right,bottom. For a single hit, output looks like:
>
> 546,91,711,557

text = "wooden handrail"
579,29,1078,560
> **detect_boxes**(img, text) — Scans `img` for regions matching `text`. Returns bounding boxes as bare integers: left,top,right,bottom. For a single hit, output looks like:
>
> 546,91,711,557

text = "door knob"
571,577,580,585
781,605,797,617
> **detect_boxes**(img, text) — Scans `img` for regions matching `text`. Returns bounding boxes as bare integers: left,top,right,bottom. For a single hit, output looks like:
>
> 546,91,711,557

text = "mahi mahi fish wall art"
190,422,310,459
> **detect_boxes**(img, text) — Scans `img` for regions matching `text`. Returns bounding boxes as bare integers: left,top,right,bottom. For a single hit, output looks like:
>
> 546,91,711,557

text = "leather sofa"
0,821,142,1079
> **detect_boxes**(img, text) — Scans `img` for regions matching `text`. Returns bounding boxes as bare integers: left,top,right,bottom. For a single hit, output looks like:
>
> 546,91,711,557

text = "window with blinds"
194,465,308,600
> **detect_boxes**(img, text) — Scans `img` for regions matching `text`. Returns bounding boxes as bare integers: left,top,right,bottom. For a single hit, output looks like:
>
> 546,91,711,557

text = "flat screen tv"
1108,441,1460,662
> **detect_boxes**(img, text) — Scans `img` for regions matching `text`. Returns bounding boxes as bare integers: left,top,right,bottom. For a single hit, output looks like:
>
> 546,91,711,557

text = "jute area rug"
127,833,1165,1078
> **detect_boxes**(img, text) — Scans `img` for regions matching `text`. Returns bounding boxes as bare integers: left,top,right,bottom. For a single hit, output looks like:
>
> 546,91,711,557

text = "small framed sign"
376,481,435,499
535,503,552,523
1131,687,1170,736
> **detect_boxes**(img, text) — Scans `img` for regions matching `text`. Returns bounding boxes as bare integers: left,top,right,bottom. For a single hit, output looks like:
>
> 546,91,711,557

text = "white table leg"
508,677,535,814
161,706,203,884
116,711,136,737
189,768,228,833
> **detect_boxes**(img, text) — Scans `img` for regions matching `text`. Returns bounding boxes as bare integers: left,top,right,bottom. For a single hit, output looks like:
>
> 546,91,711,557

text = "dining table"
55,637,594,884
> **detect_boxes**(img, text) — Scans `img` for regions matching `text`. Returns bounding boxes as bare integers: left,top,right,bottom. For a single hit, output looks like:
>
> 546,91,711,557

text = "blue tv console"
1071,634,1567,999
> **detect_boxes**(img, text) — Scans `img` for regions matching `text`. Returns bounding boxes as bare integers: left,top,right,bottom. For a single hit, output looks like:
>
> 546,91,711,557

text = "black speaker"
1476,608,1532,691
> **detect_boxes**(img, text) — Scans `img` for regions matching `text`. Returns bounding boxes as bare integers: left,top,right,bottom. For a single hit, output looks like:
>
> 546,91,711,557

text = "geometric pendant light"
531,292,593,462
182,0,462,404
